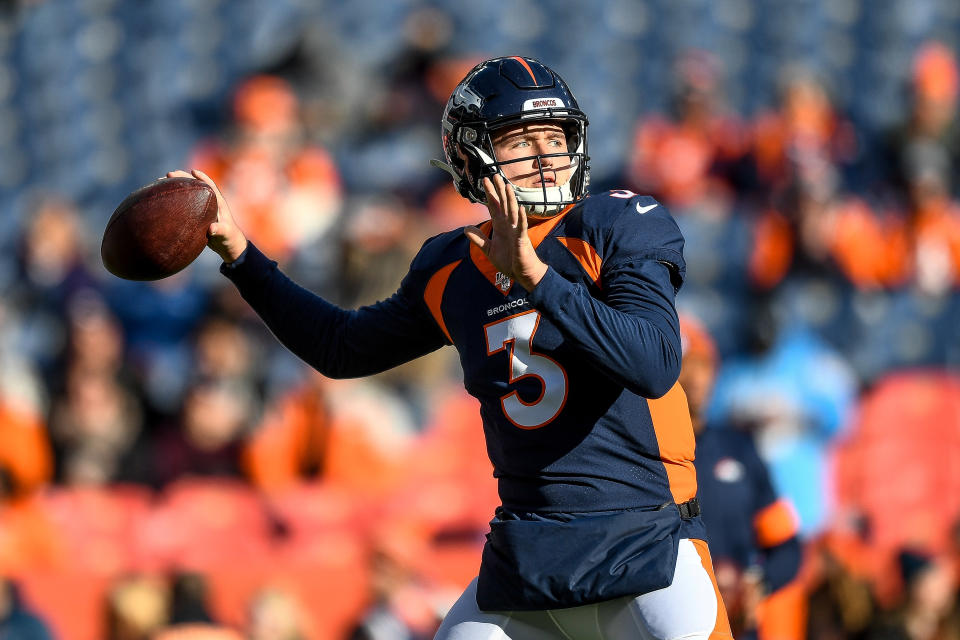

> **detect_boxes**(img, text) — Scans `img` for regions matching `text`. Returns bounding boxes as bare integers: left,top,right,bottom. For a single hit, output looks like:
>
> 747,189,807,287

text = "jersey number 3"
484,310,568,429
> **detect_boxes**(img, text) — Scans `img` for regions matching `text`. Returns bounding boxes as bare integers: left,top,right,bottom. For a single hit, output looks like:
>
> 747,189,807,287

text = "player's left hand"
464,174,548,291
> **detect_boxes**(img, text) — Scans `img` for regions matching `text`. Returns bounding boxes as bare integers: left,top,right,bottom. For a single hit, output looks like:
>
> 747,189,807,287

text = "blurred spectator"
671,183,755,357
334,7,467,200
46,365,144,487
41,292,142,488
865,549,960,640
348,547,442,640
0,295,48,418
55,293,129,385
153,625,243,640
898,156,960,296
705,309,857,536
246,588,309,640
105,574,170,640
151,571,241,640
169,572,215,627
749,157,904,292
191,74,343,270
146,378,252,489
335,195,459,417
372,383,497,613
337,196,422,309
191,313,262,391
104,273,210,416
244,370,331,492
747,66,858,200
246,370,415,498
370,7,457,133
879,41,960,203
424,182,489,232
680,314,804,640
11,195,102,378
625,50,749,211
0,577,55,640
16,196,96,295
317,376,417,497
805,539,877,640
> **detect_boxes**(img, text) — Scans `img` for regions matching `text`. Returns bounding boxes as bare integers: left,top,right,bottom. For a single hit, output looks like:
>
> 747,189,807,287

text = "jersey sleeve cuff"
219,242,276,285
527,266,575,313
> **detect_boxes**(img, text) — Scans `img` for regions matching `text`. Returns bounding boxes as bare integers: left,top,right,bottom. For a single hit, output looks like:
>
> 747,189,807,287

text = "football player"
171,56,731,640
680,314,803,640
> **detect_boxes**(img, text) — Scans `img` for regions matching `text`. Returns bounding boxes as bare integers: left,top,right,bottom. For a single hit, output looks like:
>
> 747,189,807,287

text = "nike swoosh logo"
636,203,658,214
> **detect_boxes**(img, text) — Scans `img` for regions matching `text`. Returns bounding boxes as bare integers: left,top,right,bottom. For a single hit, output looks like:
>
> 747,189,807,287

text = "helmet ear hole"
563,124,581,150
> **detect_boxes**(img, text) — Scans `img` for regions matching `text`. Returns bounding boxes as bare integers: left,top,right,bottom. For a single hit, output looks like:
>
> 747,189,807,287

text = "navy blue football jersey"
222,190,703,536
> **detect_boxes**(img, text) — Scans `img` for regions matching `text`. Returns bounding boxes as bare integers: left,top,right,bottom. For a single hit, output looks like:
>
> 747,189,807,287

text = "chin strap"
512,181,574,217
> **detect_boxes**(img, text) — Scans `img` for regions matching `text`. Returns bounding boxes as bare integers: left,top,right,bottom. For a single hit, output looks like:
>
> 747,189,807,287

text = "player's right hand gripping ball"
101,177,218,280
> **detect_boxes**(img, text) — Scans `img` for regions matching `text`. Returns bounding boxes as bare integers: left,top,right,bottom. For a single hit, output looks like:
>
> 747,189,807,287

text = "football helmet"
432,56,590,217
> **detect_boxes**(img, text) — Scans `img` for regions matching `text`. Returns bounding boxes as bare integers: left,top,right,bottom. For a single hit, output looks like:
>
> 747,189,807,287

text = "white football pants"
434,539,732,640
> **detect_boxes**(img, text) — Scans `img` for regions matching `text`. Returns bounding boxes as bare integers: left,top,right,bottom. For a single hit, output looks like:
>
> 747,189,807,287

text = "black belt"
678,497,700,519
660,497,700,520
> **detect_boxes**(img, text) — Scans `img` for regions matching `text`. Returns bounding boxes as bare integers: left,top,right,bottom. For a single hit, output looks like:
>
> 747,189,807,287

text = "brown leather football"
101,177,218,280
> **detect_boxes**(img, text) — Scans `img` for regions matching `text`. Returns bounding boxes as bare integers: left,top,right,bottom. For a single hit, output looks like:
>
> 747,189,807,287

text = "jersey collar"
468,203,575,295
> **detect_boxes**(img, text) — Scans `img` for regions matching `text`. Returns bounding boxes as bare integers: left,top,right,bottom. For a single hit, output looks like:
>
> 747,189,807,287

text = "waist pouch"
476,505,682,611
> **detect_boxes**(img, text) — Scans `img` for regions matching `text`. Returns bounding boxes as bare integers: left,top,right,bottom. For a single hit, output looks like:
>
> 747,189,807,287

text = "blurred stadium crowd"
1,0,960,638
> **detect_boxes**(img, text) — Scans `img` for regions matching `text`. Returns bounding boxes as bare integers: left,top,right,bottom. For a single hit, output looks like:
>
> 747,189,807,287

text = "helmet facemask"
453,115,589,218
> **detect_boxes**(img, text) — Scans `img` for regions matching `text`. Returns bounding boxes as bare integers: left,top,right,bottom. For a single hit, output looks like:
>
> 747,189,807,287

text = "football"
101,177,218,281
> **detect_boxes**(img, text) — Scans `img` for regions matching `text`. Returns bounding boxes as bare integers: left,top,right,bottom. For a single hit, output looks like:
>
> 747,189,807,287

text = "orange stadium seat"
370,387,497,594
16,569,113,640
416,536,484,593
38,485,153,574
205,532,372,640
143,478,273,572
263,481,370,543
0,493,65,575
832,371,960,597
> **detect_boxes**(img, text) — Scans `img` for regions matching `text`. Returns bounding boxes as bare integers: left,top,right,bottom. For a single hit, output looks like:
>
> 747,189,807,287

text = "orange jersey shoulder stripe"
753,498,799,547
647,382,698,504
527,207,571,246
424,260,462,343
555,237,602,286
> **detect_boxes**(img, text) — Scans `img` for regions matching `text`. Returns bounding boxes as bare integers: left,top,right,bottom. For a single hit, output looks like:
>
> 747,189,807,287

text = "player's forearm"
759,536,802,593
220,243,429,378
527,264,681,398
